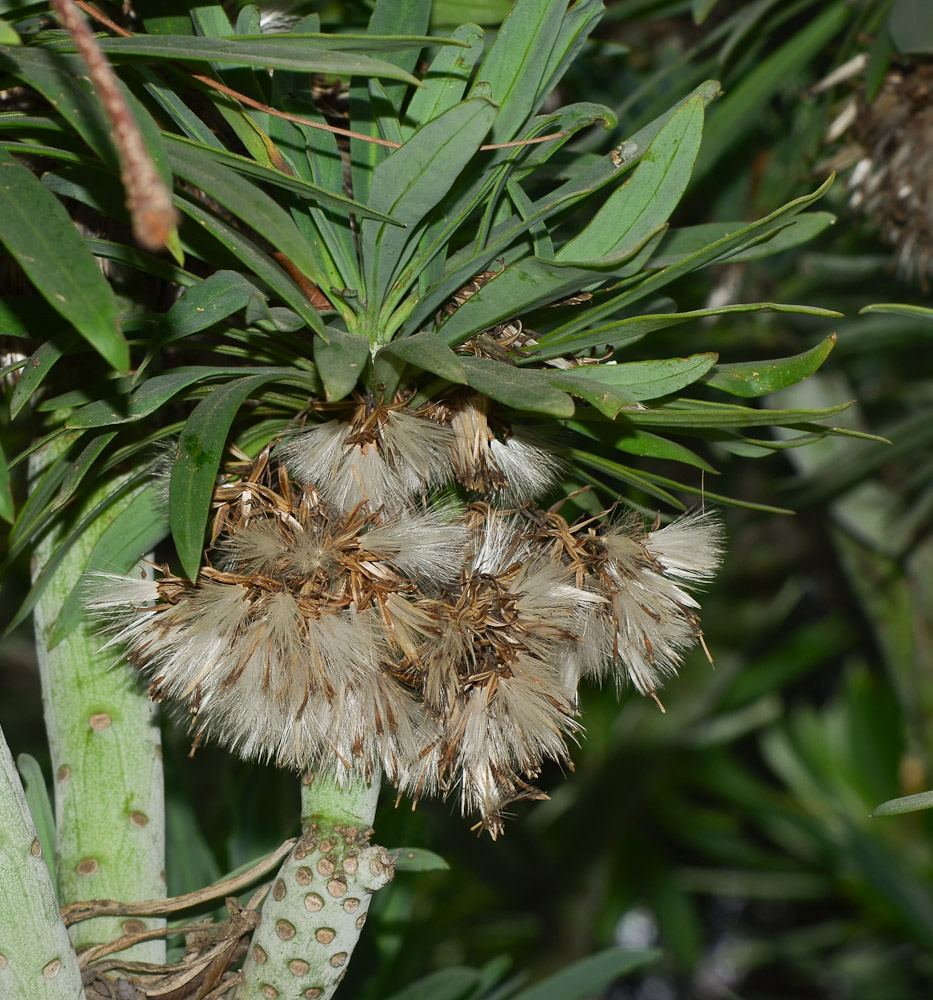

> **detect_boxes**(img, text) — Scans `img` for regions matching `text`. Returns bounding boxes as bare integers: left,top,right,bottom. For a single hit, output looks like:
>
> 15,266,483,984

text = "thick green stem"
0,723,83,999
31,442,166,962
238,772,392,1000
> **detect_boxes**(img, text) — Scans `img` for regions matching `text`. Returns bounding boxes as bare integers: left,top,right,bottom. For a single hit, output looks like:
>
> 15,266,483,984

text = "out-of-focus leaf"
0,439,12,523
510,948,662,1000
859,302,933,320
888,0,933,54
705,335,837,398
0,16,19,44
431,0,511,26
16,755,56,889
0,146,126,371
694,1,849,179
47,484,170,648
382,968,480,1000
568,353,718,401
459,357,575,417
392,847,450,872
314,329,369,402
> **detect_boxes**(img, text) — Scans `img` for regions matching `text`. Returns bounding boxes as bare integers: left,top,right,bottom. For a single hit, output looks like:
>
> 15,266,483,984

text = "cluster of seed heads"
89,394,723,836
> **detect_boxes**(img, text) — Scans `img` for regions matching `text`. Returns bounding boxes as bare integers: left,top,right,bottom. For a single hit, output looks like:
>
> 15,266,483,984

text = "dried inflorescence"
848,62,933,283
88,395,724,835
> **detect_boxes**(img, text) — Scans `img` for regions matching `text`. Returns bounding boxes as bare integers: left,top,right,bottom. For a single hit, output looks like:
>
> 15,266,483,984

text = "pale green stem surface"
31,440,166,962
238,772,391,1000
0,723,83,999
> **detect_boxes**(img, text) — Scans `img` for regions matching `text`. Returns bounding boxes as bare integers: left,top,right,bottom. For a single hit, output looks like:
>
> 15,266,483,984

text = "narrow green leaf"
0,16,19,45
89,35,431,82
459,357,575,417
558,94,704,261
16,755,56,889
0,438,13,523
0,146,126,371
161,133,392,221
533,302,840,362
694,1,849,180
314,329,369,402
382,969,480,1000
626,398,852,429
704,335,837,398
543,370,635,418
170,373,316,578
860,302,933,320
378,332,467,384
510,948,661,1000
872,789,933,818
610,428,717,471
471,0,566,143
569,354,719,401
362,97,498,307
86,238,200,286
9,334,74,419
156,270,263,346
440,231,661,348
177,196,324,335
391,847,450,872
651,212,836,269
50,431,118,512
403,22,485,137
367,0,431,110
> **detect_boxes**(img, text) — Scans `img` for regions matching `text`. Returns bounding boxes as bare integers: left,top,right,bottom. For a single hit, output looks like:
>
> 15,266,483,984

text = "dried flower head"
88,415,724,835
848,62,933,282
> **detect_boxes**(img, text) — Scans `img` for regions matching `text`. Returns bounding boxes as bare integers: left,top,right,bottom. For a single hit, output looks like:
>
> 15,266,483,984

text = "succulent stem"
238,771,391,1000
0,724,84,999
31,440,166,962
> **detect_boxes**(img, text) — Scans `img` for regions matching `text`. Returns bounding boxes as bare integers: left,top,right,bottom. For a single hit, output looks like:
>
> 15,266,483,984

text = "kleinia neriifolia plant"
0,0,873,996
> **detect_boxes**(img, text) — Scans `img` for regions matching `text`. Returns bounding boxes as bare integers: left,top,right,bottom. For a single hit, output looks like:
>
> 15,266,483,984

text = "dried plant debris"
848,62,933,283
88,396,724,836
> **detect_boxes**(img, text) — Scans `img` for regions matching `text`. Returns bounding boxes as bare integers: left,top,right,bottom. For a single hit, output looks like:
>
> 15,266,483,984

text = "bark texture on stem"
0,724,84,999
238,774,392,1000
31,440,166,962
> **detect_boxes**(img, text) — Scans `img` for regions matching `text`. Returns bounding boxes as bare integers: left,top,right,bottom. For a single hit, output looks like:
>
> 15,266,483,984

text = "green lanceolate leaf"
170,371,317,579
9,333,75,419
439,232,662,347
872,790,933,818
568,353,719,401
50,431,118,512
0,146,127,371
86,35,433,82
704,334,837,398
623,398,852,429
402,23,486,140
509,948,662,1000
367,0,431,112
391,847,450,872
557,94,704,261
362,97,498,314
459,357,575,417
532,302,839,361
471,0,567,144
0,438,12,524
154,270,264,347
314,328,370,402
377,332,467,384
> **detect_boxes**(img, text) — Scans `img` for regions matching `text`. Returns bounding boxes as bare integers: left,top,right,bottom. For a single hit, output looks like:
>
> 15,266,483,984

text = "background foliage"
3,0,933,997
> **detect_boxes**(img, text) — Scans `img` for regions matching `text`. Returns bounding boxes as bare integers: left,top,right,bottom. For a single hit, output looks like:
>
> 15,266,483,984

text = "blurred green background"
5,0,933,996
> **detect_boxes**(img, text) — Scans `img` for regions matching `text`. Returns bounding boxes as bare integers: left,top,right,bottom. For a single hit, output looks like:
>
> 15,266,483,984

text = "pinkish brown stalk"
51,0,177,252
